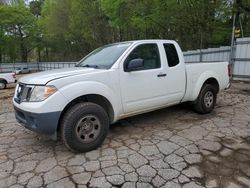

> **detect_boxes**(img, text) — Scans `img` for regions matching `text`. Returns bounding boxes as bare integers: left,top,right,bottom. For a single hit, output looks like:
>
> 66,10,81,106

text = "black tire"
193,84,217,114
61,102,109,152
0,80,7,89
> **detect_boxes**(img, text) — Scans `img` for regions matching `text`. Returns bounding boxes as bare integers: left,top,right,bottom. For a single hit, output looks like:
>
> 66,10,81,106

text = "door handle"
157,73,167,77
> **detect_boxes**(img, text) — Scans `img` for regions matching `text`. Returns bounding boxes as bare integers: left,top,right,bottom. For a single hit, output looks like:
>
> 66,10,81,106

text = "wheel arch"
0,78,7,84
193,77,219,101
192,70,220,101
202,77,219,93
58,94,115,131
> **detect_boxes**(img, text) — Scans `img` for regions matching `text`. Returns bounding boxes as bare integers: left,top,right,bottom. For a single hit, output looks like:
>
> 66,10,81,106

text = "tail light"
228,64,231,78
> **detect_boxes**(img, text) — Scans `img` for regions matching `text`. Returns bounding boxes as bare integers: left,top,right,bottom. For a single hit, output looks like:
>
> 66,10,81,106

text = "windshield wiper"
77,64,99,68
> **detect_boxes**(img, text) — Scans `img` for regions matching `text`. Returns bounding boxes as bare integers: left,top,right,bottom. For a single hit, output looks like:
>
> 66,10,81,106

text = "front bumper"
14,106,61,136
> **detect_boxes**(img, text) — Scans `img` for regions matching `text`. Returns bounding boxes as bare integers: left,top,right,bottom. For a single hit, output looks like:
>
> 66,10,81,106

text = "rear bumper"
14,106,61,136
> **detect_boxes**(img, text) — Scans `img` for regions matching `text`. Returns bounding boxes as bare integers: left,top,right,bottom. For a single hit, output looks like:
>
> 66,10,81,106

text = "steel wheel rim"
75,114,101,143
204,91,214,108
0,83,5,89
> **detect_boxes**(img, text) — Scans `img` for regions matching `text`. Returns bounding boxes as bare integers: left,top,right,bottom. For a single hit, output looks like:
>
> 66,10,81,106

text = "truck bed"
182,61,229,102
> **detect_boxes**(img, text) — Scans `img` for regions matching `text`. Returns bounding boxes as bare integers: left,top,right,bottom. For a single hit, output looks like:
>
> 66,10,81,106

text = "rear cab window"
164,43,180,67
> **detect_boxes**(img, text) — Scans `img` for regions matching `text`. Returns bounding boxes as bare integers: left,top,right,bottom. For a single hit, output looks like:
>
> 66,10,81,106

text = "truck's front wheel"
61,102,109,152
194,84,217,114
0,80,7,89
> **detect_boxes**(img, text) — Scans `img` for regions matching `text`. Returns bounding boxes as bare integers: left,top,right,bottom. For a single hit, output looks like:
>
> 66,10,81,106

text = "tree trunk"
45,47,49,61
38,49,41,62
0,47,2,63
20,41,28,62
18,25,28,62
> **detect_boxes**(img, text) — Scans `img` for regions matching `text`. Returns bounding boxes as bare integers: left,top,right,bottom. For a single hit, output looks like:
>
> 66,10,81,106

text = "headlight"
29,85,57,102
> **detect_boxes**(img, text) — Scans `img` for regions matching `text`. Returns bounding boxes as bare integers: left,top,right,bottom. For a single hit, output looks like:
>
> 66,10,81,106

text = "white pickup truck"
0,72,16,89
13,40,230,152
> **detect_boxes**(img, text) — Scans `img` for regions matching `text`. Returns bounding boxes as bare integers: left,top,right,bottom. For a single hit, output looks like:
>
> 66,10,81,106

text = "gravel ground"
0,81,250,188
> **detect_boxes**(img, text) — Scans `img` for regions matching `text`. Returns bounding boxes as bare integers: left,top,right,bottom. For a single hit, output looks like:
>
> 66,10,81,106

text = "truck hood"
19,67,105,85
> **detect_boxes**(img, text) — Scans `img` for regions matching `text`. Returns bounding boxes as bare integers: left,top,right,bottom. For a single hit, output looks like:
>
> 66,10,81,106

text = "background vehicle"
13,40,230,152
0,72,16,89
15,67,30,74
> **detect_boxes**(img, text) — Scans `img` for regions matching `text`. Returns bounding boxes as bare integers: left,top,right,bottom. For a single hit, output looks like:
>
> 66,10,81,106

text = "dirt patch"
0,83,16,113
198,136,250,187
241,89,250,95
0,94,13,100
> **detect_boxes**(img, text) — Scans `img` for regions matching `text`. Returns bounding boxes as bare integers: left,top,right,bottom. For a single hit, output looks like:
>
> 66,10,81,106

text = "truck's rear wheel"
61,102,109,152
193,84,217,114
0,80,7,89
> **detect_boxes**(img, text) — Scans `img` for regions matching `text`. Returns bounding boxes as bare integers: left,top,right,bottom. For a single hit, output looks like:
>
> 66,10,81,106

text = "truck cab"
118,41,186,114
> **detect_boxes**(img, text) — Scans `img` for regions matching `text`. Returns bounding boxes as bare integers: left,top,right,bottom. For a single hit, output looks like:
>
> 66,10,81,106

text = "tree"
30,0,43,18
0,1,36,62
1,0,249,63
39,0,72,61
237,0,250,36
69,0,112,52
30,0,44,61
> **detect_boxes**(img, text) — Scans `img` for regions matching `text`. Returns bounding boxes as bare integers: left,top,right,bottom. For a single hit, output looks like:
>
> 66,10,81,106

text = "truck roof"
110,39,177,46
130,39,176,43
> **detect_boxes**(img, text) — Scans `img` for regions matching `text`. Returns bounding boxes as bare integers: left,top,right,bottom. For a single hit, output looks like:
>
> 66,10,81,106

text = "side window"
125,44,161,71
164,43,179,67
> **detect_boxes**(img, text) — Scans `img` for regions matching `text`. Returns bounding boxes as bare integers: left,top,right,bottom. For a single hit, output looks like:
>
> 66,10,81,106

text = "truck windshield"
76,42,132,69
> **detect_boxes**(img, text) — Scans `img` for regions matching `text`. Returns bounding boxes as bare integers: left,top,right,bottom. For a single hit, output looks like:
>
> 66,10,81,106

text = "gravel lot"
0,80,250,188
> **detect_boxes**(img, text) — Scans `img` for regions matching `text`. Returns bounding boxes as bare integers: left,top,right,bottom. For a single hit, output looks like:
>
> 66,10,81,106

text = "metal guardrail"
38,62,76,71
184,49,230,56
0,62,76,73
183,37,250,80
233,58,250,62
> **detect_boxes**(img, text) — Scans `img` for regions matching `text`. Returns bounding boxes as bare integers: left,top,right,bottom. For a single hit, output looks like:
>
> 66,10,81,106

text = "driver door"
119,43,169,113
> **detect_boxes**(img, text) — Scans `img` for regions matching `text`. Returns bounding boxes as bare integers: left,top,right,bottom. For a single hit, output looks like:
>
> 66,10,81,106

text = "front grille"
15,84,33,103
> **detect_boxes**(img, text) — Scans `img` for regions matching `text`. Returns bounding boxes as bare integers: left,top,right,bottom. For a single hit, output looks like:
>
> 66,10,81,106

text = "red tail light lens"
228,64,231,77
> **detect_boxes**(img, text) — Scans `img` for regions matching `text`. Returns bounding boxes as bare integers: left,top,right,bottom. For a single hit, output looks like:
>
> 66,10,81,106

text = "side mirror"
125,58,144,72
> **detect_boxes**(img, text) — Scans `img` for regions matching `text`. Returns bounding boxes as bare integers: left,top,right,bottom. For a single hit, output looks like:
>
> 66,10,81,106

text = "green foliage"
69,0,111,54
0,1,36,62
30,0,43,17
0,0,249,62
